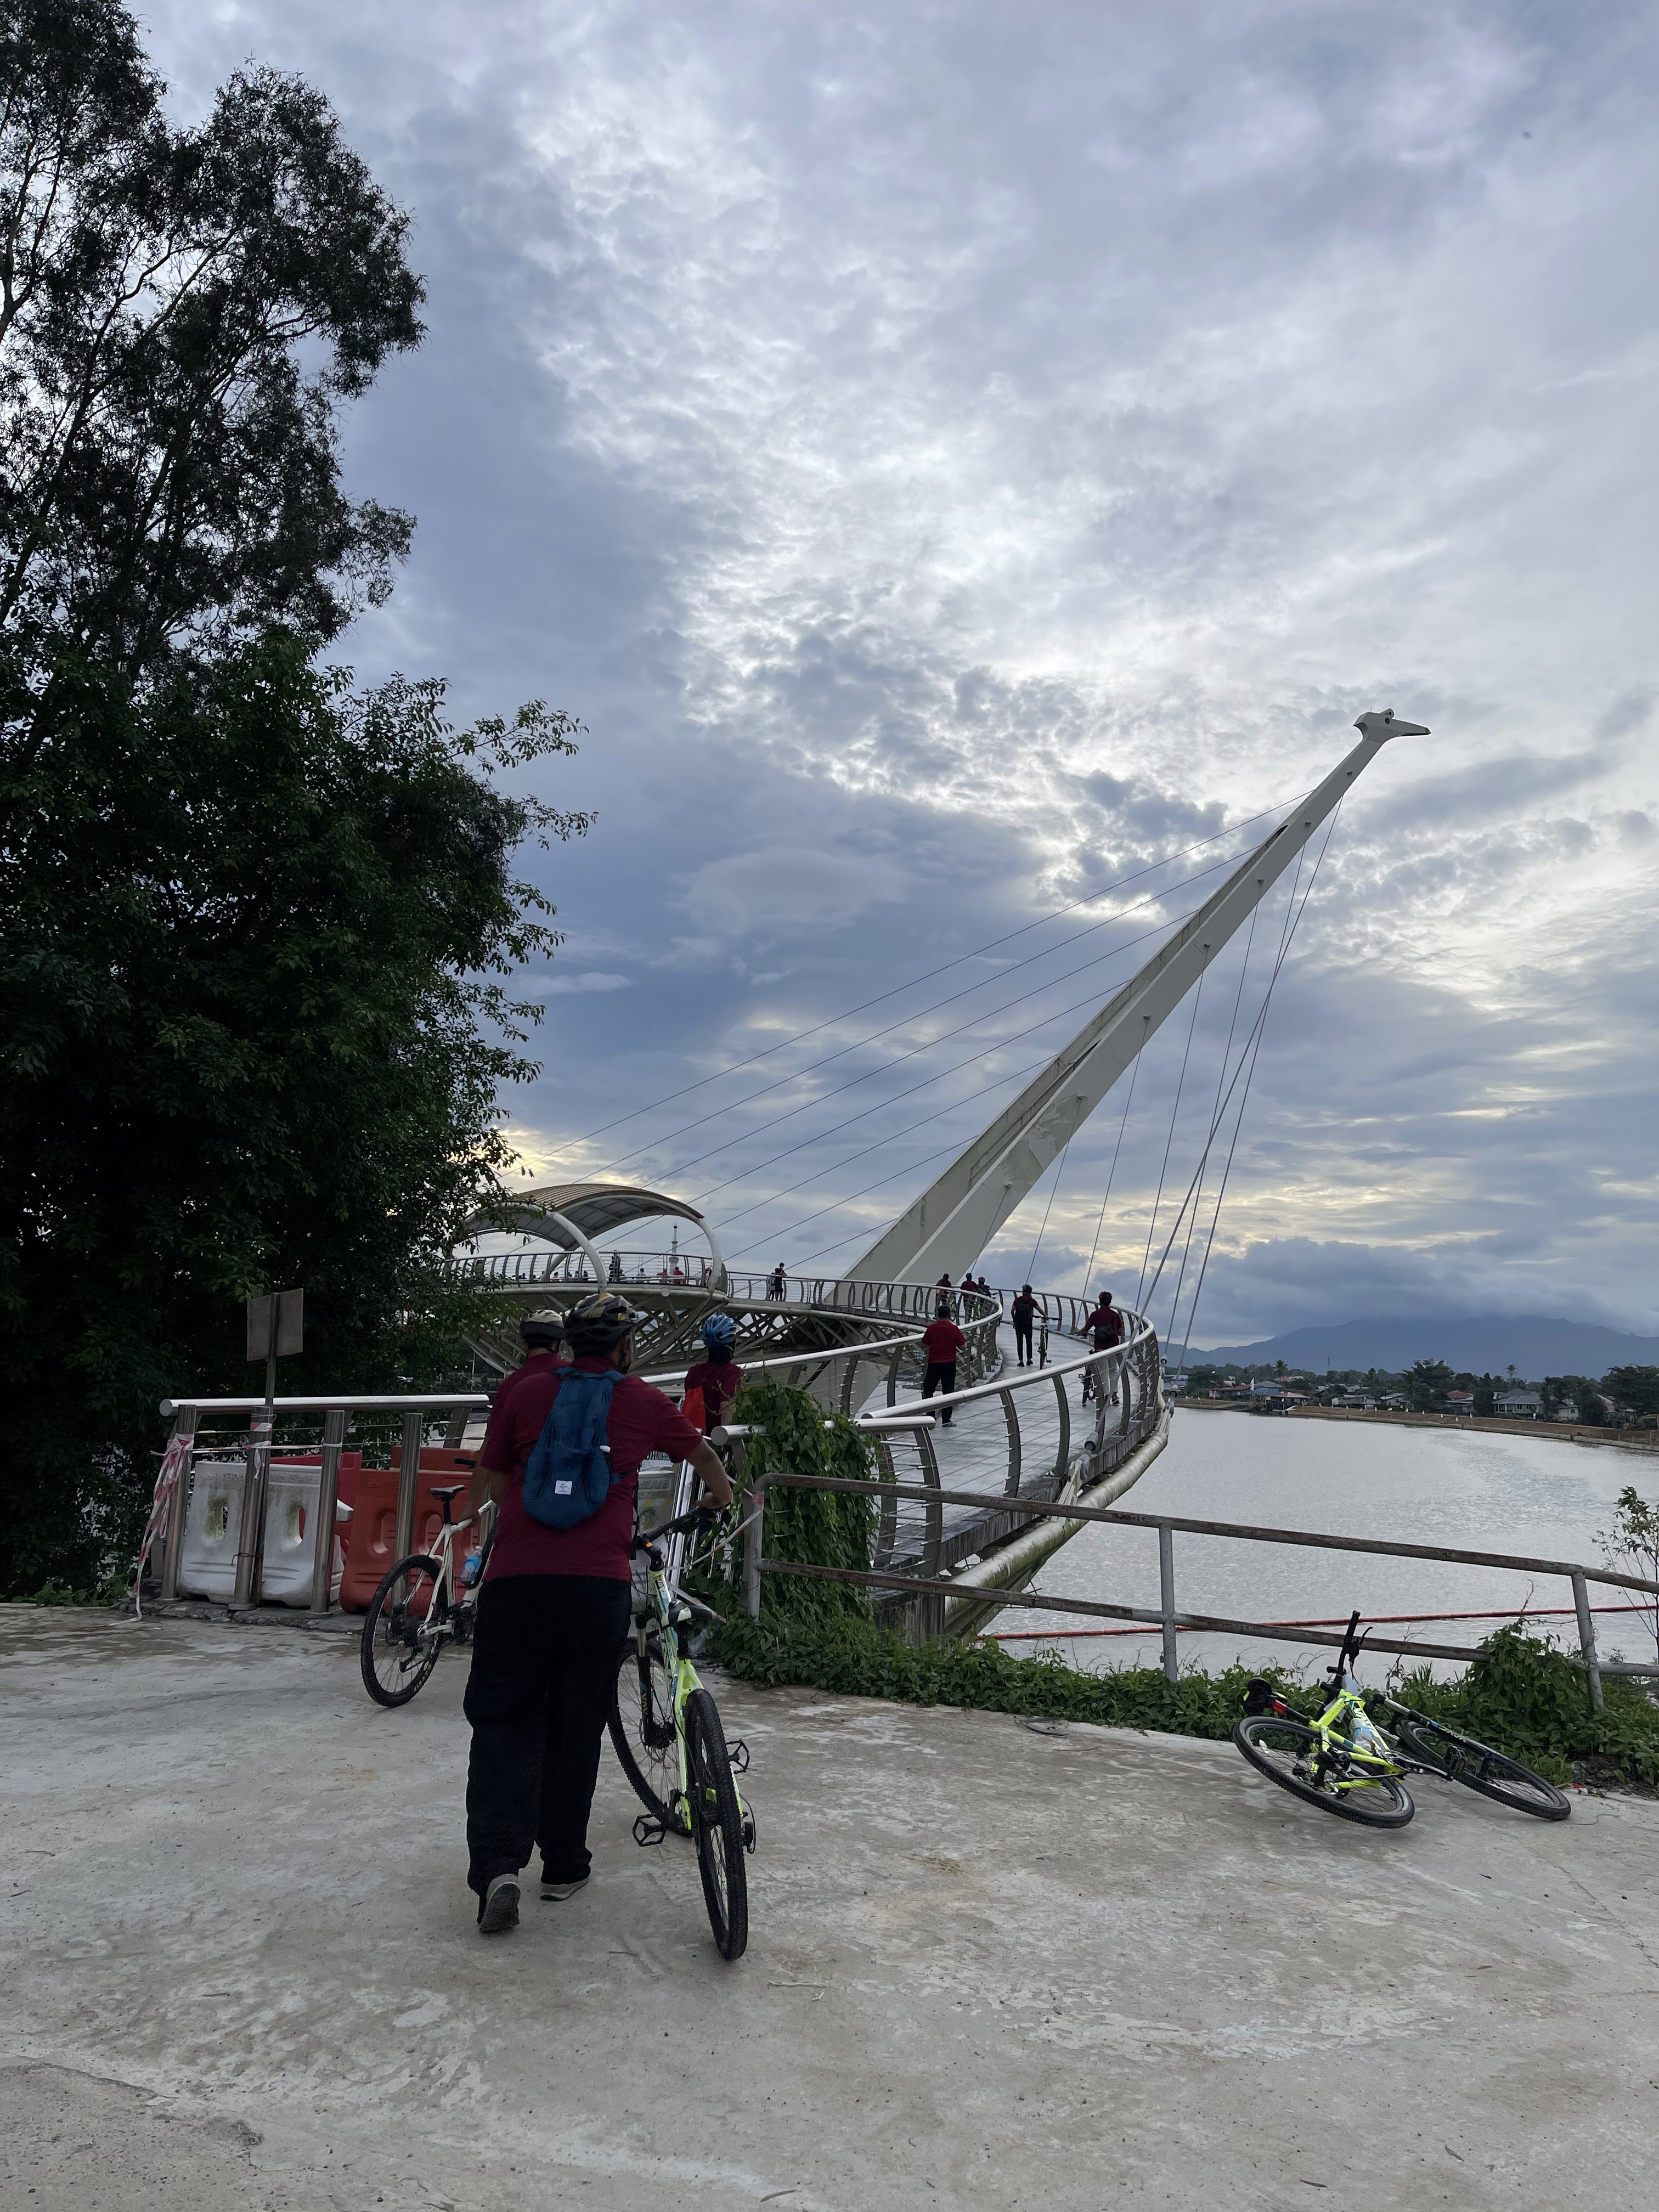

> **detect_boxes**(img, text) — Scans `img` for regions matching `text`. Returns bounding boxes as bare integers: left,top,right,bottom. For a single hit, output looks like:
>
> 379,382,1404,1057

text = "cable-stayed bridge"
462,712,1425,1634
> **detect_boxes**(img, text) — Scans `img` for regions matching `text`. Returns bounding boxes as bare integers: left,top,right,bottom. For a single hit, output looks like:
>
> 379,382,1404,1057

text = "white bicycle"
360,1481,496,1707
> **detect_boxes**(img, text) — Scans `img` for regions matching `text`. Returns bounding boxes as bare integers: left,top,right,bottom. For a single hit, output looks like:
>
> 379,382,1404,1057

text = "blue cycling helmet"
700,1312,738,1353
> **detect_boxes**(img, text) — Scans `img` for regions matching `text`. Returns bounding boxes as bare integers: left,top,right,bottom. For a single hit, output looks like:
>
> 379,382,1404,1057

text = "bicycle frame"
1249,1611,1427,1802
408,1498,495,1655
626,1463,710,1836
624,1461,749,1843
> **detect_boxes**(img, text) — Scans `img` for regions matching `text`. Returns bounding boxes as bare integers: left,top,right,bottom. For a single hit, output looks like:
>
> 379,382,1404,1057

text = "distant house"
1496,1389,1542,1418
1333,1391,1375,1409
1380,1392,1408,1410
1445,1391,1475,1416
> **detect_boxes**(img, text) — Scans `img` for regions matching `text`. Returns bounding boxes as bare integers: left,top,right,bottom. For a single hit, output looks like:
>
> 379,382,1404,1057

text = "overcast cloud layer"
146,1,1658,1342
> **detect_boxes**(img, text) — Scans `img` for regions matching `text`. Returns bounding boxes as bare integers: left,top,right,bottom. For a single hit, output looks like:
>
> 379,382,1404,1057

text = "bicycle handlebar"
637,1504,718,1548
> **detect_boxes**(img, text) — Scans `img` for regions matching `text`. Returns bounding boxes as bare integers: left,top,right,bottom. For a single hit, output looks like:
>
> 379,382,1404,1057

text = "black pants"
463,1573,631,1895
922,1361,957,1423
1013,1322,1032,1364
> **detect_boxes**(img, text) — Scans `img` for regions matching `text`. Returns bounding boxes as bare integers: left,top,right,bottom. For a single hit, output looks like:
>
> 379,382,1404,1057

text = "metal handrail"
738,1468,1652,1705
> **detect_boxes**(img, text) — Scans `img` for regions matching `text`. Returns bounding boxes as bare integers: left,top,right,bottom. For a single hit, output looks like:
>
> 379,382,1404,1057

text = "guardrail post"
309,1406,349,1616
1571,1569,1604,1713
1158,1520,1178,1682
158,1403,198,1602
743,1474,767,1620
396,1407,424,1561
232,1409,269,1608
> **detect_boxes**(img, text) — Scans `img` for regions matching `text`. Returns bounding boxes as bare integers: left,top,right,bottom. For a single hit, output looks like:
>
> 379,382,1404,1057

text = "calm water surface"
1015,1410,1659,1680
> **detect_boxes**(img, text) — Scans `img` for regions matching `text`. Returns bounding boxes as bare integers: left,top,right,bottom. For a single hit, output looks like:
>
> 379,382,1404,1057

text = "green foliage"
713,1610,1299,1739
709,1610,1659,1789
1,1,424,672
1391,1623,1659,1786
0,636,589,1596
0,10,593,1595
1602,1365,1659,1420
690,1380,877,1630
1595,1487,1659,1662
1405,1357,1453,1412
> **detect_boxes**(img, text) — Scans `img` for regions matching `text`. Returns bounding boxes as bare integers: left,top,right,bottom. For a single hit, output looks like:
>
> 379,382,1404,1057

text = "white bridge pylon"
843,710,1427,1290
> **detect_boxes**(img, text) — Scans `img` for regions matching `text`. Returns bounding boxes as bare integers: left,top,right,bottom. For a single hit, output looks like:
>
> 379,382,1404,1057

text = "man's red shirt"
921,1318,965,1363
684,1358,744,1427
1087,1304,1125,1350
481,1352,702,1582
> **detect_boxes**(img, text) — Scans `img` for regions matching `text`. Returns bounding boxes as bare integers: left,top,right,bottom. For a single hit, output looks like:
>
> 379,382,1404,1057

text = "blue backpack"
522,1368,623,1530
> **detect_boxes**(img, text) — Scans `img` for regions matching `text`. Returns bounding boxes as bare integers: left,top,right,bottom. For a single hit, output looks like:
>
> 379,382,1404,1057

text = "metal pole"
309,1407,349,1616
1572,1569,1604,1713
744,1475,766,1620
1159,1521,1178,1683
159,1403,198,1602
395,1408,424,1562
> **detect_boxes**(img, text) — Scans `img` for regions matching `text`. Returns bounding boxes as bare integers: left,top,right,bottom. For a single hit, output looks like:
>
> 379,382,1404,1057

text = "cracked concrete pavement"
2,1606,1656,2208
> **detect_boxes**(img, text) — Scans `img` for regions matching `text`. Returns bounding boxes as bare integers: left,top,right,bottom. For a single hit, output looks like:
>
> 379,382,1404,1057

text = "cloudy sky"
146,1,1657,1342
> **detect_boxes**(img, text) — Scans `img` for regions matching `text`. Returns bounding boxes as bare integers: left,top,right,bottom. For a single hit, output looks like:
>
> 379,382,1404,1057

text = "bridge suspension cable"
593,831,1300,1185
840,712,1423,1287
568,793,1313,1163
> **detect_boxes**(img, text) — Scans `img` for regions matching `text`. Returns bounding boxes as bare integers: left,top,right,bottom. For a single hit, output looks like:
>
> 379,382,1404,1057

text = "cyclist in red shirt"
464,1292,731,1934
682,1312,744,1431
1083,1290,1125,1405
920,1301,966,1426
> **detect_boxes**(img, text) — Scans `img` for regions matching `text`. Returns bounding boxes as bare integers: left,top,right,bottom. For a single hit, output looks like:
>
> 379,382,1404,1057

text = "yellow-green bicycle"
1234,1610,1570,1828
607,1500,755,1958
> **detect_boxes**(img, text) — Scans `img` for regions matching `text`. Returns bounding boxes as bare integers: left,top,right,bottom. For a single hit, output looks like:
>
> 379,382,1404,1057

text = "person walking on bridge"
920,1300,966,1426
683,1312,744,1433
1011,1285,1037,1367
1083,1289,1125,1405
462,1291,732,1936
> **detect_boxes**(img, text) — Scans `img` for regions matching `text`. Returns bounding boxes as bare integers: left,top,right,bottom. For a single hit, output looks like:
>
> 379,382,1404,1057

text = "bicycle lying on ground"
1233,1609,1571,1828
608,1496,755,1960
360,1480,496,1707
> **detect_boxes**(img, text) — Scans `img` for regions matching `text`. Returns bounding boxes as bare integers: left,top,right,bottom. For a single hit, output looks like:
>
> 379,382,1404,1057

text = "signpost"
233,1289,304,1607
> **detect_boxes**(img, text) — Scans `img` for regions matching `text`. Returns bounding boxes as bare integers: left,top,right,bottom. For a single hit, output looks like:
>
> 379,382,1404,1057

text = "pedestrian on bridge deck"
1011,1285,1037,1367
921,1301,966,1426
1084,1289,1125,1406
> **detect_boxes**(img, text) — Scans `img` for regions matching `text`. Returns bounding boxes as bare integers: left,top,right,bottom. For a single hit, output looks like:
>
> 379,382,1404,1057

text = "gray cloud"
141,1,1659,1333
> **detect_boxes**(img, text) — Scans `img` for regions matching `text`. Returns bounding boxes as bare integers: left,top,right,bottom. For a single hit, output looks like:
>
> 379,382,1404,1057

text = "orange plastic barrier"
336,1448,478,1612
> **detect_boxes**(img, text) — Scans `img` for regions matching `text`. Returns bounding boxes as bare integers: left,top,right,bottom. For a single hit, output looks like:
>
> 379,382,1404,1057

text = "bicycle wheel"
1234,1715,1414,1829
1390,1716,1570,1821
360,1556,446,1707
608,1629,679,1823
684,1688,749,1960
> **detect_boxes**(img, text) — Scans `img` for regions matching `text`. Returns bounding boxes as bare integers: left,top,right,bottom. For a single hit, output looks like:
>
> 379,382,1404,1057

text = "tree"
1603,1366,1659,1421
1596,1488,1659,1662
0,11,587,1593
2,1,422,679
1,642,589,1593
1472,1373,1497,1417
1405,1358,1454,1413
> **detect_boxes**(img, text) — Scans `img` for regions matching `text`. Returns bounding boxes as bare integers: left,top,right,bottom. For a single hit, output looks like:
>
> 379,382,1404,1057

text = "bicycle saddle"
430,1483,467,1499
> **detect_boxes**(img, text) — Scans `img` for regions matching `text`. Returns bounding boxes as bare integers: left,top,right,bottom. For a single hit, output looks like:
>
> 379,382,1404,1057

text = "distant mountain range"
1188,1314,1659,1381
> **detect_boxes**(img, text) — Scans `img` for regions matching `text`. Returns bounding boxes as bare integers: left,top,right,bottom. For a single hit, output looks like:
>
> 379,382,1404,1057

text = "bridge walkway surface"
4,1608,1656,2211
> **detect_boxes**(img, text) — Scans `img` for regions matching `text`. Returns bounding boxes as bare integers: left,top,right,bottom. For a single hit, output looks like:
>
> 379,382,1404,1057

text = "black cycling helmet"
565,1289,646,1356
518,1307,566,1348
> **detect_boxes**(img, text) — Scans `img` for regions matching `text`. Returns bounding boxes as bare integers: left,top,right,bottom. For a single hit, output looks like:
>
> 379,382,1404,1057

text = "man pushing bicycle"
464,1291,731,1934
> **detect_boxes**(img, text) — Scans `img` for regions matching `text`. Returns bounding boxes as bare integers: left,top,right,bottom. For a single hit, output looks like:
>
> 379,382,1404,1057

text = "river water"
1012,1409,1659,1681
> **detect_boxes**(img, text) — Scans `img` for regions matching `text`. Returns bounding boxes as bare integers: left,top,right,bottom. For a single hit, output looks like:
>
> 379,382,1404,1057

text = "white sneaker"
540,1870,590,1901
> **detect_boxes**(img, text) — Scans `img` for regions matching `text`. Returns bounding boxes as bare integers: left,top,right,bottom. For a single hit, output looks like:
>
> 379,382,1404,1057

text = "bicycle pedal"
632,1813,668,1848
727,1738,751,1774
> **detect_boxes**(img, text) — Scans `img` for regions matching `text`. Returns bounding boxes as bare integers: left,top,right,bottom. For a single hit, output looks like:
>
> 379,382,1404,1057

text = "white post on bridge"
841,710,1427,1289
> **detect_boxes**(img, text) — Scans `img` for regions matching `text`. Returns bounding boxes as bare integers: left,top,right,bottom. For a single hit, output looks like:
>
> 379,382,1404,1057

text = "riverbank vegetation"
702,1385,1659,1790
1,3,584,1596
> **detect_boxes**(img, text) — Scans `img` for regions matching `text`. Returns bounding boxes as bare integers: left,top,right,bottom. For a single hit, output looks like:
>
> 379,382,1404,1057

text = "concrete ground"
3,1607,1657,2211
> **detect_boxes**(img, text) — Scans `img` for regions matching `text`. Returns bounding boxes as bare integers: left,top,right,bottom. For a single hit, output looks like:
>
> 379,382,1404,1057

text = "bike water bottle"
460,1550,482,1588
